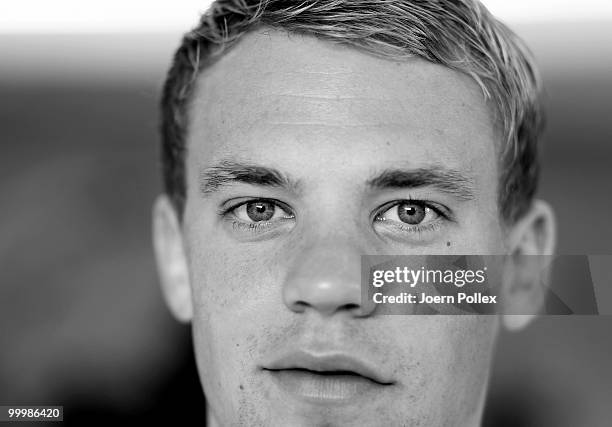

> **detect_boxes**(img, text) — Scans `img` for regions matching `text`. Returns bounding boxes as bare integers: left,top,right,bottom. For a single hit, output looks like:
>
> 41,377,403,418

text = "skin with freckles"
171,30,512,426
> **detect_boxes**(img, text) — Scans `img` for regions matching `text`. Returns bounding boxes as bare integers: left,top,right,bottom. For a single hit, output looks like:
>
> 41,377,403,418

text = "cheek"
187,238,287,423
187,237,285,313
186,232,281,356
383,316,498,423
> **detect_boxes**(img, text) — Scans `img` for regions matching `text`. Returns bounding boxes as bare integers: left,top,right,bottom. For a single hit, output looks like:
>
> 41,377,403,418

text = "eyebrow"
366,167,475,200
199,160,475,201
199,160,299,196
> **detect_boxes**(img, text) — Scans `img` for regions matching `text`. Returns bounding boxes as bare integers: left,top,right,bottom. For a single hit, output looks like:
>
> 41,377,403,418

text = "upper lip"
262,350,395,385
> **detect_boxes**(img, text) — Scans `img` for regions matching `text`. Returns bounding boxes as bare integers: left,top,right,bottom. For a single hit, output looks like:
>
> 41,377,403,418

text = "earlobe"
152,195,193,322
502,199,557,331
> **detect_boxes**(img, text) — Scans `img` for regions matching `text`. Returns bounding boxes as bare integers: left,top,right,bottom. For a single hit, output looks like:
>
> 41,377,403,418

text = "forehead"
186,30,498,187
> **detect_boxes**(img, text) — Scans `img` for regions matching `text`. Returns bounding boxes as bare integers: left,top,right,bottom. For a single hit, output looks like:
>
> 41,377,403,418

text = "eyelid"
220,198,297,239
219,197,295,218
372,199,452,222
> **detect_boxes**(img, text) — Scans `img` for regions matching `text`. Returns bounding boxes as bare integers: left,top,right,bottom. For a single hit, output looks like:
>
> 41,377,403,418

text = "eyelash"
230,219,280,234
220,198,452,236
377,218,442,235
219,198,294,235
373,199,451,235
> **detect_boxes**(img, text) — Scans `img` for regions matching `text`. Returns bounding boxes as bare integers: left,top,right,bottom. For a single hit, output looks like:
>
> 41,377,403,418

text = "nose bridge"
283,236,372,317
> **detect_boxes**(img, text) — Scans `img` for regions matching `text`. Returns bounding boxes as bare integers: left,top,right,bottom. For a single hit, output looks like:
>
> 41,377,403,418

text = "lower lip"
266,369,385,404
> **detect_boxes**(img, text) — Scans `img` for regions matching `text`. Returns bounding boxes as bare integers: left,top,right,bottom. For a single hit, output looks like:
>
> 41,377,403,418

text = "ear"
152,194,193,322
502,199,557,331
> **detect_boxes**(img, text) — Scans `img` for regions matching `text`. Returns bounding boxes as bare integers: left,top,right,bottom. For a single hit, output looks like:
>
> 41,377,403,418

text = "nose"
283,241,375,317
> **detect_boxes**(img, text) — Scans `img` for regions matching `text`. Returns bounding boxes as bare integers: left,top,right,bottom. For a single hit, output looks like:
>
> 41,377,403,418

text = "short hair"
160,0,544,223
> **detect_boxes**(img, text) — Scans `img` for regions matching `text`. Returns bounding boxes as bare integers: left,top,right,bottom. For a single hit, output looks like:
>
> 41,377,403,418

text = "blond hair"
161,0,544,222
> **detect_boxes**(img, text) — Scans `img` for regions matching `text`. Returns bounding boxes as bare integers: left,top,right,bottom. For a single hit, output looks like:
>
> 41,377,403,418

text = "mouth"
262,351,394,404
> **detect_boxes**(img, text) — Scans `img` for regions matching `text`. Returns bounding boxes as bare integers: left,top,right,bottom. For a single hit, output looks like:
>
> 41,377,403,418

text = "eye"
229,199,294,223
375,200,442,226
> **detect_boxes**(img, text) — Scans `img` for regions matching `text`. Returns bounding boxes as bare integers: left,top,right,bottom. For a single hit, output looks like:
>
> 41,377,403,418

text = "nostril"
282,262,368,316
291,300,310,312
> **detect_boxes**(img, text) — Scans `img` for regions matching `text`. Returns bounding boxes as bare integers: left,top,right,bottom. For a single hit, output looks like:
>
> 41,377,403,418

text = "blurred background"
1,1,611,426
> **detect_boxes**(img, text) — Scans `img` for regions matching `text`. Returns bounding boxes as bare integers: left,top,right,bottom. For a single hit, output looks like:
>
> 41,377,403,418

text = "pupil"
397,203,425,225
246,201,275,222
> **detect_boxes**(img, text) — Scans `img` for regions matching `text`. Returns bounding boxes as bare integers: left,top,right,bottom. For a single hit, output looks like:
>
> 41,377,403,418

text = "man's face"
181,31,505,426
